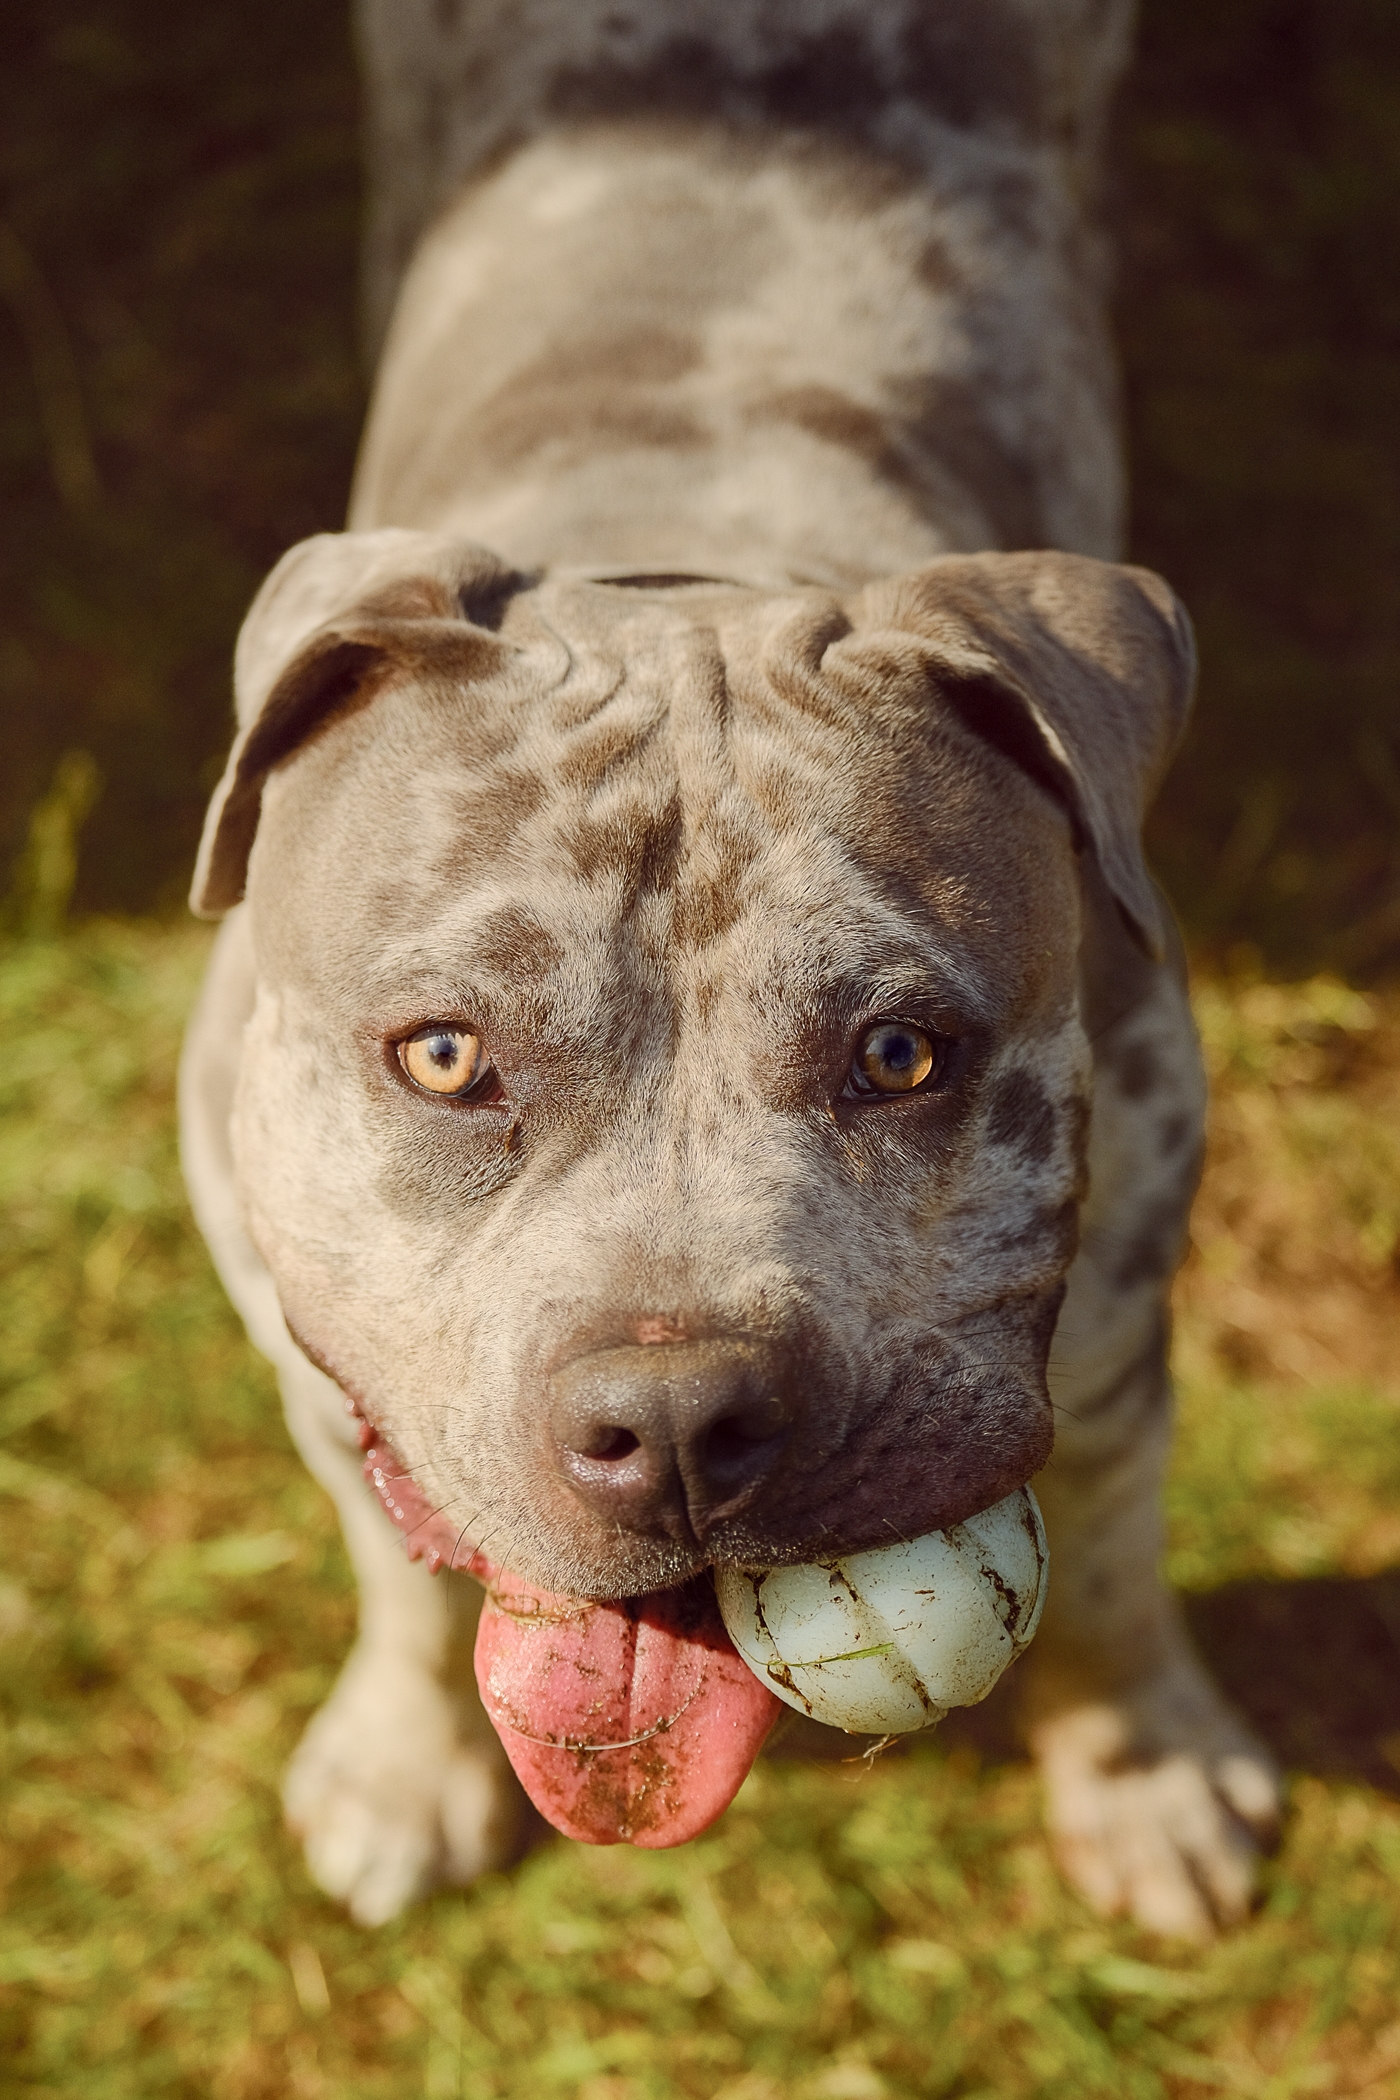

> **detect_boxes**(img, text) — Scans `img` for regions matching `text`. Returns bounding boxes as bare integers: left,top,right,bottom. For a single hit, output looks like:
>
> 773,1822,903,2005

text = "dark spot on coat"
560,799,681,897
767,385,899,468
672,867,748,950
908,375,1043,549
756,386,942,562
433,767,549,875
692,975,720,1024
561,809,631,883
471,334,705,473
632,799,684,900
472,905,564,979
762,378,1043,550
548,29,888,135
898,4,1040,135
991,1197,1079,1264
985,1068,1057,1164
1113,1038,1162,1100
916,232,957,294
556,718,660,795
1158,1112,1193,1157
1110,1193,1189,1291
544,9,1041,148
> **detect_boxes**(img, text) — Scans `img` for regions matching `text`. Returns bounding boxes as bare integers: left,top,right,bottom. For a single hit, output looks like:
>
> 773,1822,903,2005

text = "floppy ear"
851,550,1196,960
190,529,525,918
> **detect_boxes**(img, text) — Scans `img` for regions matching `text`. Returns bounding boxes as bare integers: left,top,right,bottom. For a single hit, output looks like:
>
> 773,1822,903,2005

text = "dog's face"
196,535,1193,1599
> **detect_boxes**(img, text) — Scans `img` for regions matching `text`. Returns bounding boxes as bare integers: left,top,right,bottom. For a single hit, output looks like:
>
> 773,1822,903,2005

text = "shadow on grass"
929,1571,1400,1795
1186,1571,1400,1794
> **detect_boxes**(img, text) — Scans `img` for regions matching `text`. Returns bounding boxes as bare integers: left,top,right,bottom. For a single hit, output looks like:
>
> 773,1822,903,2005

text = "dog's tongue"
473,1567,782,1846
361,1423,782,1845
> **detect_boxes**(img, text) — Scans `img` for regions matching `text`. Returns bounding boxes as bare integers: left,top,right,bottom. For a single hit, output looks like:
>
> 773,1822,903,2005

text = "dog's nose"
550,1339,799,1543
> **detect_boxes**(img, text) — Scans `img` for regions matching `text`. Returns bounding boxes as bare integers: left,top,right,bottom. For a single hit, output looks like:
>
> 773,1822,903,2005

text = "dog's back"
351,0,1131,581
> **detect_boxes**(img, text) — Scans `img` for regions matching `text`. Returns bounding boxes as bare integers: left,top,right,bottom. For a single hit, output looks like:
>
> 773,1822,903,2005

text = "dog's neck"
349,0,1133,586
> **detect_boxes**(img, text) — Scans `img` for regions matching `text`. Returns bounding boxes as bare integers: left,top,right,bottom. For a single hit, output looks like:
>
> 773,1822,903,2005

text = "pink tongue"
360,1423,782,1845
474,1566,782,1846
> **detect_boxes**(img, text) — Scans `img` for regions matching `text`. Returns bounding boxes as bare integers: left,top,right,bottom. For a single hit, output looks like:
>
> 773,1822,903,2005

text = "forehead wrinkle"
739,916,996,1034
665,620,733,799
652,710,1004,1040
357,869,578,989
705,817,997,1014
545,666,670,787
538,590,730,747
334,594,1042,1043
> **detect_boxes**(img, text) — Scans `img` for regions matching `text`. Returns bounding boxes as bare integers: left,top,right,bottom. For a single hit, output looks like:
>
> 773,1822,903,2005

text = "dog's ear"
190,529,524,918
850,551,1196,960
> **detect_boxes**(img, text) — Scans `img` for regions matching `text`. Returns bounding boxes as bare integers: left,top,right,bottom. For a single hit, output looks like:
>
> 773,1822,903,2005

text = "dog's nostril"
584,1425,641,1462
550,1341,801,1538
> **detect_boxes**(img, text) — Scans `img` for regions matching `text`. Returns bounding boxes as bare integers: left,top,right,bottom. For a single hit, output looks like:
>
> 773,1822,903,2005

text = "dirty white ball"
715,1487,1048,1734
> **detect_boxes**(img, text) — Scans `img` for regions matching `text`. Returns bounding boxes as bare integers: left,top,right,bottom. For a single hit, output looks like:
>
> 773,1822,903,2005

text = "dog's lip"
350,1399,996,1593
352,1401,488,1577
340,1349,1048,1585
347,1393,1044,1851
282,1320,475,1569
354,1398,706,1589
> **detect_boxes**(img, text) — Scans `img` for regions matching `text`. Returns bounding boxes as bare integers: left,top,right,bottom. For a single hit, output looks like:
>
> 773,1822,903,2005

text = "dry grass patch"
1180,974,1400,1400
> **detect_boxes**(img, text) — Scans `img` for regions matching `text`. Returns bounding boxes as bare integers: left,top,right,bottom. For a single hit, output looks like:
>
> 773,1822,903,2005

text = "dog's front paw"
1031,1667,1281,1940
283,1647,523,1925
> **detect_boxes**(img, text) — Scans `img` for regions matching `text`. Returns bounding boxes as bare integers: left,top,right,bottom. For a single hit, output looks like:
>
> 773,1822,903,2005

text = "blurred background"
3,5,1400,2095
1,0,1398,971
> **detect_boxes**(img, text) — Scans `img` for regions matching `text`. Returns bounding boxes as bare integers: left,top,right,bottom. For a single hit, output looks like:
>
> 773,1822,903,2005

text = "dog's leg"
1026,1363,1280,1940
1021,937,1280,1938
275,1356,525,1924
181,913,525,1924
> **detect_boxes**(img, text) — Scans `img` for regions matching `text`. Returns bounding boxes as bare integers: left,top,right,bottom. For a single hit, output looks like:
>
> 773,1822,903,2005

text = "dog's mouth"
359,1416,784,1845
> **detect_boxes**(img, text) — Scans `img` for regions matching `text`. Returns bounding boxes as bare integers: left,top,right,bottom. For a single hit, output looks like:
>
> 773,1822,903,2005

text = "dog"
179,0,1279,1934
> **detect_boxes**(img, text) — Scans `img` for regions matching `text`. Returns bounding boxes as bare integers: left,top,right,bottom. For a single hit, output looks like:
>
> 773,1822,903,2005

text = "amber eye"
849,1021,940,1098
398,1025,490,1097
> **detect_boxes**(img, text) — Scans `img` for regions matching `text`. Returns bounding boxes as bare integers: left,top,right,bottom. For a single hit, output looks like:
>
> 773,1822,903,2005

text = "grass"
2,1,1400,2088
3,921,1400,2099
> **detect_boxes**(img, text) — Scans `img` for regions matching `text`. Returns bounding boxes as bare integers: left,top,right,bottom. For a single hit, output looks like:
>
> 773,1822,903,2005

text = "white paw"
283,1646,523,1925
1032,1670,1281,1940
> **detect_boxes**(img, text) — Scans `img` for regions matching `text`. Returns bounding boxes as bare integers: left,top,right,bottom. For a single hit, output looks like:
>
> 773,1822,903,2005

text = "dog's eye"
398,1025,491,1097
848,1022,940,1098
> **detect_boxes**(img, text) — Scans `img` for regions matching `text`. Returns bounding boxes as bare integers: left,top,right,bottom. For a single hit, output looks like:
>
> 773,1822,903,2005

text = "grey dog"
180,0,1279,1932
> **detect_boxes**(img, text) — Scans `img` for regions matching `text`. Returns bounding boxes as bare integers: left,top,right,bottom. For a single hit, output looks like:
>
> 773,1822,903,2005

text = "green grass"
4,922,1400,2098
3,5,1399,2086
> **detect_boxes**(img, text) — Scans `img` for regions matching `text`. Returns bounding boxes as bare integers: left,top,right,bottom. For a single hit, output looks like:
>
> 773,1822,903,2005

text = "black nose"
550,1339,800,1544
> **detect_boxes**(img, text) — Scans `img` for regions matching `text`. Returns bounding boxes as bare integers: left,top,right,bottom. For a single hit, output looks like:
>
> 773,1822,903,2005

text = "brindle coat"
180,0,1279,1933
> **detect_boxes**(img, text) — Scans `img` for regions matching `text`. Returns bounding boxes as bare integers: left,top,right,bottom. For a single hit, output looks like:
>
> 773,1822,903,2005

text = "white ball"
714,1487,1048,1734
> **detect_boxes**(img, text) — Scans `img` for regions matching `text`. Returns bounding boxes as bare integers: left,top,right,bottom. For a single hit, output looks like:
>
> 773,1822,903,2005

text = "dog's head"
194,530,1193,1598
